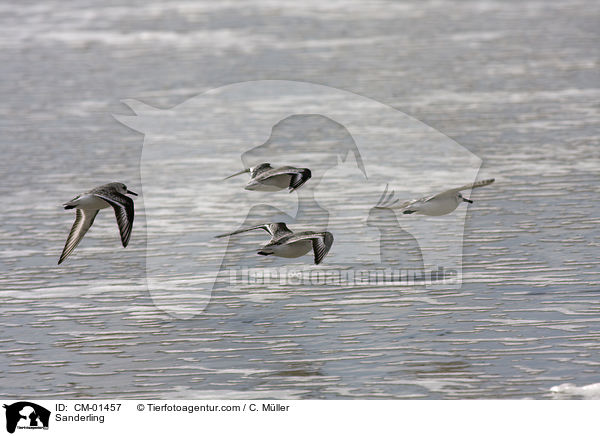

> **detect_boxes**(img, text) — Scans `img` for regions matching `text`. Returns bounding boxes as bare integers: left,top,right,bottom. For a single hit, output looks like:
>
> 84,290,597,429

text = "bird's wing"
397,197,427,210
254,166,311,191
58,208,99,264
94,193,135,247
250,163,273,178
374,185,429,211
374,184,400,209
253,165,307,180
216,222,293,240
287,169,312,191
268,223,295,239
436,178,496,197
311,232,334,265
285,231,334,265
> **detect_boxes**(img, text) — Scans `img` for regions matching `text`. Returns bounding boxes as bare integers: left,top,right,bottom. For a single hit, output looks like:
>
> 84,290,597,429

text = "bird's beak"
462,197,473,203
127,190,138,196
224,168,250,180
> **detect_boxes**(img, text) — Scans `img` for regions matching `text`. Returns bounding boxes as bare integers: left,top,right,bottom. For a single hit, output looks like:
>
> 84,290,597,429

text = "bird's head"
115,182,138,197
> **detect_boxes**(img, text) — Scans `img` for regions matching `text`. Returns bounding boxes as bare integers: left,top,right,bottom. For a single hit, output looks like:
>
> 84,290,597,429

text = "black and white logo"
3,402,50,434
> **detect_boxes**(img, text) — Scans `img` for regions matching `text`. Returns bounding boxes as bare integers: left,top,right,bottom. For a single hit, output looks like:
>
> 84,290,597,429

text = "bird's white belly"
418,198,460,216
246,174,291,191
271,240,312,258
75,194,111,210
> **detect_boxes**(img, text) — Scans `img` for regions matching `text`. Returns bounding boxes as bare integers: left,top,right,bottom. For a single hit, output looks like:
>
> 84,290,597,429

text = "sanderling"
216,222,333,265
377,178,495,216
224,163,312,192
58,182,137,264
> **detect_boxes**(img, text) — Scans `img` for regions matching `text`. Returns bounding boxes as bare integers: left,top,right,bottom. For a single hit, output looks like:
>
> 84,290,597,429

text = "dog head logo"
115,80,482,318
3,402,50,434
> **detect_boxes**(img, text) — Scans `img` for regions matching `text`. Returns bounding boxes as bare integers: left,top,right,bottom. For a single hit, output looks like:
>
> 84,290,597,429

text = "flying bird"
224,163,312,192
58,182,137,264
378,178,495,216
216,222,333,265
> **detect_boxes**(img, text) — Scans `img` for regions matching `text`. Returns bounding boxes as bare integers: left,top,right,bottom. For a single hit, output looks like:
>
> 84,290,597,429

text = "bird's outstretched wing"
94,193,135,247
396,197,429,214
58,209,99,264
287,168,312,191
216,222,293,241
373,184,426,212
374,184,400,209
285,231,334,265
311,232,334,265
403,178,496,204
250,163,273,178
436,178,496,197
254,166,312,192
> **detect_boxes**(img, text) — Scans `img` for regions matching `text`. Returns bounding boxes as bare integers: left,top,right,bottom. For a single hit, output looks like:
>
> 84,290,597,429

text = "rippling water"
0,0,599,399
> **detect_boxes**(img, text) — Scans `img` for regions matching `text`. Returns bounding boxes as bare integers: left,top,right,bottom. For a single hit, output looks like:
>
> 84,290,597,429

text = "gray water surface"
0,0,599,399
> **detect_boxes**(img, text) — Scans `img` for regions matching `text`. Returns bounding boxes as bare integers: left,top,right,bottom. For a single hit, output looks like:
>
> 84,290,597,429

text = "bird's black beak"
463,197,473,203
127,190,138,196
